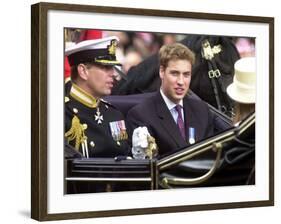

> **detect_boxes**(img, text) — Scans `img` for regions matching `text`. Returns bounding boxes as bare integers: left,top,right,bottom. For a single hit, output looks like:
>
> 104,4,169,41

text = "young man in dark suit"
126,43,215,156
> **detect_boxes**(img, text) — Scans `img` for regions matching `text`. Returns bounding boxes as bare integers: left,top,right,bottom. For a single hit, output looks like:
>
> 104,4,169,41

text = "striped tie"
175,105,186,140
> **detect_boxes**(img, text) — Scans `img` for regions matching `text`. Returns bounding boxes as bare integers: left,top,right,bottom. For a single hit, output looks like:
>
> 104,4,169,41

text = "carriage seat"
104,91,233,132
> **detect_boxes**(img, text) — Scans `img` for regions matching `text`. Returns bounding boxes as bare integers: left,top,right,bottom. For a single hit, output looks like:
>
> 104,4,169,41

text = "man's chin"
174,93,185,99
98,90,111,97
169,96,182,104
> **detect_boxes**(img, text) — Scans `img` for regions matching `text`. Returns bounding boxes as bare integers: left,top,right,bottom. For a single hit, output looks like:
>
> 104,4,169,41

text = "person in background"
126,43,215,156
79,29,103,41
122,49,143,74
162,34,177,45
225,57,256,185
226,57,256,124
235,37,255,58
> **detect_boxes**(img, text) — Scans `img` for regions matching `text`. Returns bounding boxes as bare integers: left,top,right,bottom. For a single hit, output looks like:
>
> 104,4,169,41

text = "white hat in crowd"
226,57,256,104
65,36,121,66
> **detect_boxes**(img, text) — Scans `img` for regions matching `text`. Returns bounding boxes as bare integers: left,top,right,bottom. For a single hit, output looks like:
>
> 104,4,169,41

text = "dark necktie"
175,104,186,140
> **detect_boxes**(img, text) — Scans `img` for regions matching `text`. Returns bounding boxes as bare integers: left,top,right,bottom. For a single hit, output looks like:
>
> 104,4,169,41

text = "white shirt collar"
160,89,183,111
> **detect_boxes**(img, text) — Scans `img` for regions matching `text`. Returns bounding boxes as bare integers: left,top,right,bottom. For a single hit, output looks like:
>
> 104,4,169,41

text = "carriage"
65,92,254,194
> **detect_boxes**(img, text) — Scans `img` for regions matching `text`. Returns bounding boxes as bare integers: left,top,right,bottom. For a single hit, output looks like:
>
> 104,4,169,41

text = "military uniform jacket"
65,83,130,158
126,91,215,157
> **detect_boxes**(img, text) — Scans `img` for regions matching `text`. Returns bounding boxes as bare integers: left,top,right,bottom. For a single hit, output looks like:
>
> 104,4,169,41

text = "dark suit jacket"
126,91,215,156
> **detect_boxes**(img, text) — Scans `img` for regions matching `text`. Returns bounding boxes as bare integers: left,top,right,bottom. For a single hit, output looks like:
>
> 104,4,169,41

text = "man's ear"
77,64,88,81
159,65,165,80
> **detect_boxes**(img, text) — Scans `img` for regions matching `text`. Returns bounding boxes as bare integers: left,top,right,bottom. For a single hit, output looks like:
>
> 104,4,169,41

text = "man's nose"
177,74,184,85
107,67,114,76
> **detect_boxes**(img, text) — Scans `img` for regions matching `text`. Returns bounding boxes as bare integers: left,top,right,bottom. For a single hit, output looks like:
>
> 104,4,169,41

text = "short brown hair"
70,66,79,81
159,43,195,69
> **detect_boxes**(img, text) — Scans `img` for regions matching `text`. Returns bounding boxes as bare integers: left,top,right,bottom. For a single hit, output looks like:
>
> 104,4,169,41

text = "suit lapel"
155,92,187,147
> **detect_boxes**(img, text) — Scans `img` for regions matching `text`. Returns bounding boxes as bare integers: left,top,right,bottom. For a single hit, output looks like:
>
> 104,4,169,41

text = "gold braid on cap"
65,115,87,150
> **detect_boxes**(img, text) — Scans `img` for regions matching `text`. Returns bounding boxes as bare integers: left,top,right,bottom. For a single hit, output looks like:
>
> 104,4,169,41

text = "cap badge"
108,40,117,55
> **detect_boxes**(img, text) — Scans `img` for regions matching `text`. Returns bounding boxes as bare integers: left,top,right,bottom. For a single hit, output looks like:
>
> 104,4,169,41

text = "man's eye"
183,73,191,78
170,71,179,76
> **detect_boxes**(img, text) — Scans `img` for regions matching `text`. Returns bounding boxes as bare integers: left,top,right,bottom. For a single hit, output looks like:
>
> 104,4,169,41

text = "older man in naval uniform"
64,36,130,159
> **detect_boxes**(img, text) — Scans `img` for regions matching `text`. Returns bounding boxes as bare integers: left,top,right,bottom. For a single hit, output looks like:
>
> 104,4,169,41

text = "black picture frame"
31,2,274,221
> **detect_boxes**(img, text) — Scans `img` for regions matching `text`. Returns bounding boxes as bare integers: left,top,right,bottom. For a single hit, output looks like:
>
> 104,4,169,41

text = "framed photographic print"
31,2,274,221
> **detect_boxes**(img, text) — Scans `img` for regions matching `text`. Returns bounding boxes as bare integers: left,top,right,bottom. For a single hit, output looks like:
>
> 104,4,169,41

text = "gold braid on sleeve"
65,115,87,150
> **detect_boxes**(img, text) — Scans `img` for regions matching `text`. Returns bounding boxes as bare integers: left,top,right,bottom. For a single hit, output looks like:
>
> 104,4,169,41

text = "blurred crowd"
64,29,255,79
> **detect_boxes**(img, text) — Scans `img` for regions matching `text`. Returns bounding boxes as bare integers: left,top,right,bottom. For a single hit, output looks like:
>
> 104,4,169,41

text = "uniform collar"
70,83,99,108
